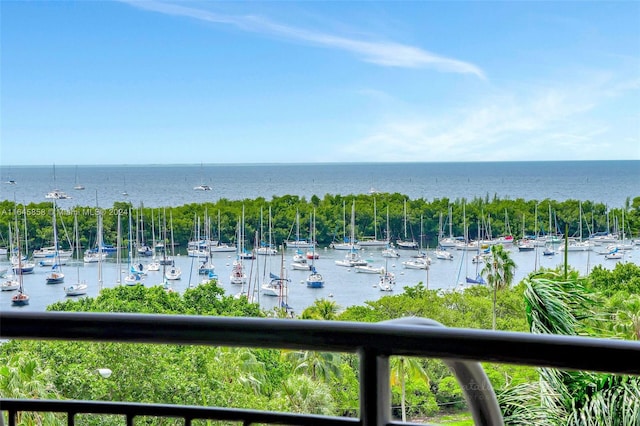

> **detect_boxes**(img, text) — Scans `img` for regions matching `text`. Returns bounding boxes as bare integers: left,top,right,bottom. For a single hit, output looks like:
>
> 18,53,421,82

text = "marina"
1,160,639,314
1,240,637,314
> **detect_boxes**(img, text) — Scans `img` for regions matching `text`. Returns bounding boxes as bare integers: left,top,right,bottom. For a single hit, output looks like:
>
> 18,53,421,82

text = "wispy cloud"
120,0,485,78
341,76,639,161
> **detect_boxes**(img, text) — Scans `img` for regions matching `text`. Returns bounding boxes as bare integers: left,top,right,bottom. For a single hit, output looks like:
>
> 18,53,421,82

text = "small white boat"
64,282,88,296
354,264,384,274
165,265,182,280
255,246,278,256
146,260,160,271
45,190,72,200
381,247,400,258
194,184,212,191
435,249,454,260
335,250,368,267
605,252,623,260
83,251,108,263
229,261,247,285
1,278,20,291
401,257,431,270
290,252,311,270
378,270,396,292
39,257,70,267
124,273,145,286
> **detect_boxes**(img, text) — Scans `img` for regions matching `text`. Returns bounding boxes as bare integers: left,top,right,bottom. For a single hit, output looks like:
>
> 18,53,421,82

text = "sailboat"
381,206,400,258
285,208,314,249
11,224,29,306
331,201,359,250
137,207,153,257
262,246,290,298
335,201,367,267
230,207,248,285
45,201,65,284
45,164,72,200
1,224,20,291
255,207,278,255
194,163,212,191
147,210,160,271
64,210,88,296
165,210,182,281
378,257,396,292
210,209,236,252
11,207,35,275
396,199,418,250
306,209,324,288
358,198,386,247
125,209,145,286
73,166,85,190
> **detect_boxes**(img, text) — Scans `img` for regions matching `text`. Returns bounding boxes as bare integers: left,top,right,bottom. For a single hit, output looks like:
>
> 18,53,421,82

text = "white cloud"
341,77,639,162
120,0,484,78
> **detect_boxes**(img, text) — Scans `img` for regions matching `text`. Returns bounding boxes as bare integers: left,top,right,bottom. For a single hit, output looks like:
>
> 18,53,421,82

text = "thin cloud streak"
120,0,485,78
342,78,637,162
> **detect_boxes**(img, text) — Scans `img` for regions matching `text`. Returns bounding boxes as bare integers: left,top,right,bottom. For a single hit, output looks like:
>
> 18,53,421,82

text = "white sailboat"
64,211,88,296
396,199,418,250
165,210,182,281
306,209,324,288
335,201,367,267
1,224,20,291
125,209,145,286
11,224,29,306
358,198,387,247
230,207,248,285
73,165,85,190
262,246,290,300
45,201,65,284
285,209,315,249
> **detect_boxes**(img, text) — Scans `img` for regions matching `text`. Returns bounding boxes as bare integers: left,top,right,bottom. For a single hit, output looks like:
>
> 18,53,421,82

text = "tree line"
0,194,638,255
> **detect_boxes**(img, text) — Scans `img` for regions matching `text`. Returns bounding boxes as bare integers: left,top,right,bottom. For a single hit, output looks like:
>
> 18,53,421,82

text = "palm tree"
301,298,340,320
285,350,342,383
389,356,429,422
608,294,640,340
481,244,516,330
522,272,640,425
0,354,61,425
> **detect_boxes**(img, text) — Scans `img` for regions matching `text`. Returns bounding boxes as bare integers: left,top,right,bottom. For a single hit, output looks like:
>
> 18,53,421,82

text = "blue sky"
2,1,639,165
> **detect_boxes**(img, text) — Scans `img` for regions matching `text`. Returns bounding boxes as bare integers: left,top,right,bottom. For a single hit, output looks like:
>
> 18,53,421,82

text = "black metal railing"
2,311,640,426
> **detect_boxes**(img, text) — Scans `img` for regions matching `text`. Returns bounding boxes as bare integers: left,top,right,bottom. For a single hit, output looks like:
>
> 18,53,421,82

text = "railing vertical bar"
68,412,75,426
185,416,191,426
127,414,134,426
7,410,15,426
359,348,390,426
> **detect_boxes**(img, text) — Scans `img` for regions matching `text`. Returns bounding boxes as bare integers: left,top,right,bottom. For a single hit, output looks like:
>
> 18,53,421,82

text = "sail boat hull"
11,292,29,306
64,283,88,296
46,272,65,284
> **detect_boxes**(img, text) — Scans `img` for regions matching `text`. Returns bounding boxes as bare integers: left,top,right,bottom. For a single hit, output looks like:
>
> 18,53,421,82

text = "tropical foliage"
1,194,638,256
1,260,640,424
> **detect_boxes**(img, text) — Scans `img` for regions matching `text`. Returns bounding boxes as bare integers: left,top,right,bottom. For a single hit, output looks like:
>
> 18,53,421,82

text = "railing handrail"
2,311,640,375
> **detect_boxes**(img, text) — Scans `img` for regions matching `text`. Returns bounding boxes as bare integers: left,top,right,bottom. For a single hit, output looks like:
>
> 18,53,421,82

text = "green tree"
481,244,516,330
301,298,340,320
389,356,429,422
0,353,61,425
285,350,342,382
523,273,640,425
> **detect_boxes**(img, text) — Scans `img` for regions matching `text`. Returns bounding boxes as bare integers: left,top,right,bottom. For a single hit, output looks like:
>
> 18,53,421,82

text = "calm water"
1,160,639,314
1,161,638,208
1,243,638,314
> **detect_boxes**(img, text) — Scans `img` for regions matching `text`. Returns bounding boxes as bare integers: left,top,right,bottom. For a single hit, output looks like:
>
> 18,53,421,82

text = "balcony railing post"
359,348,390,426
